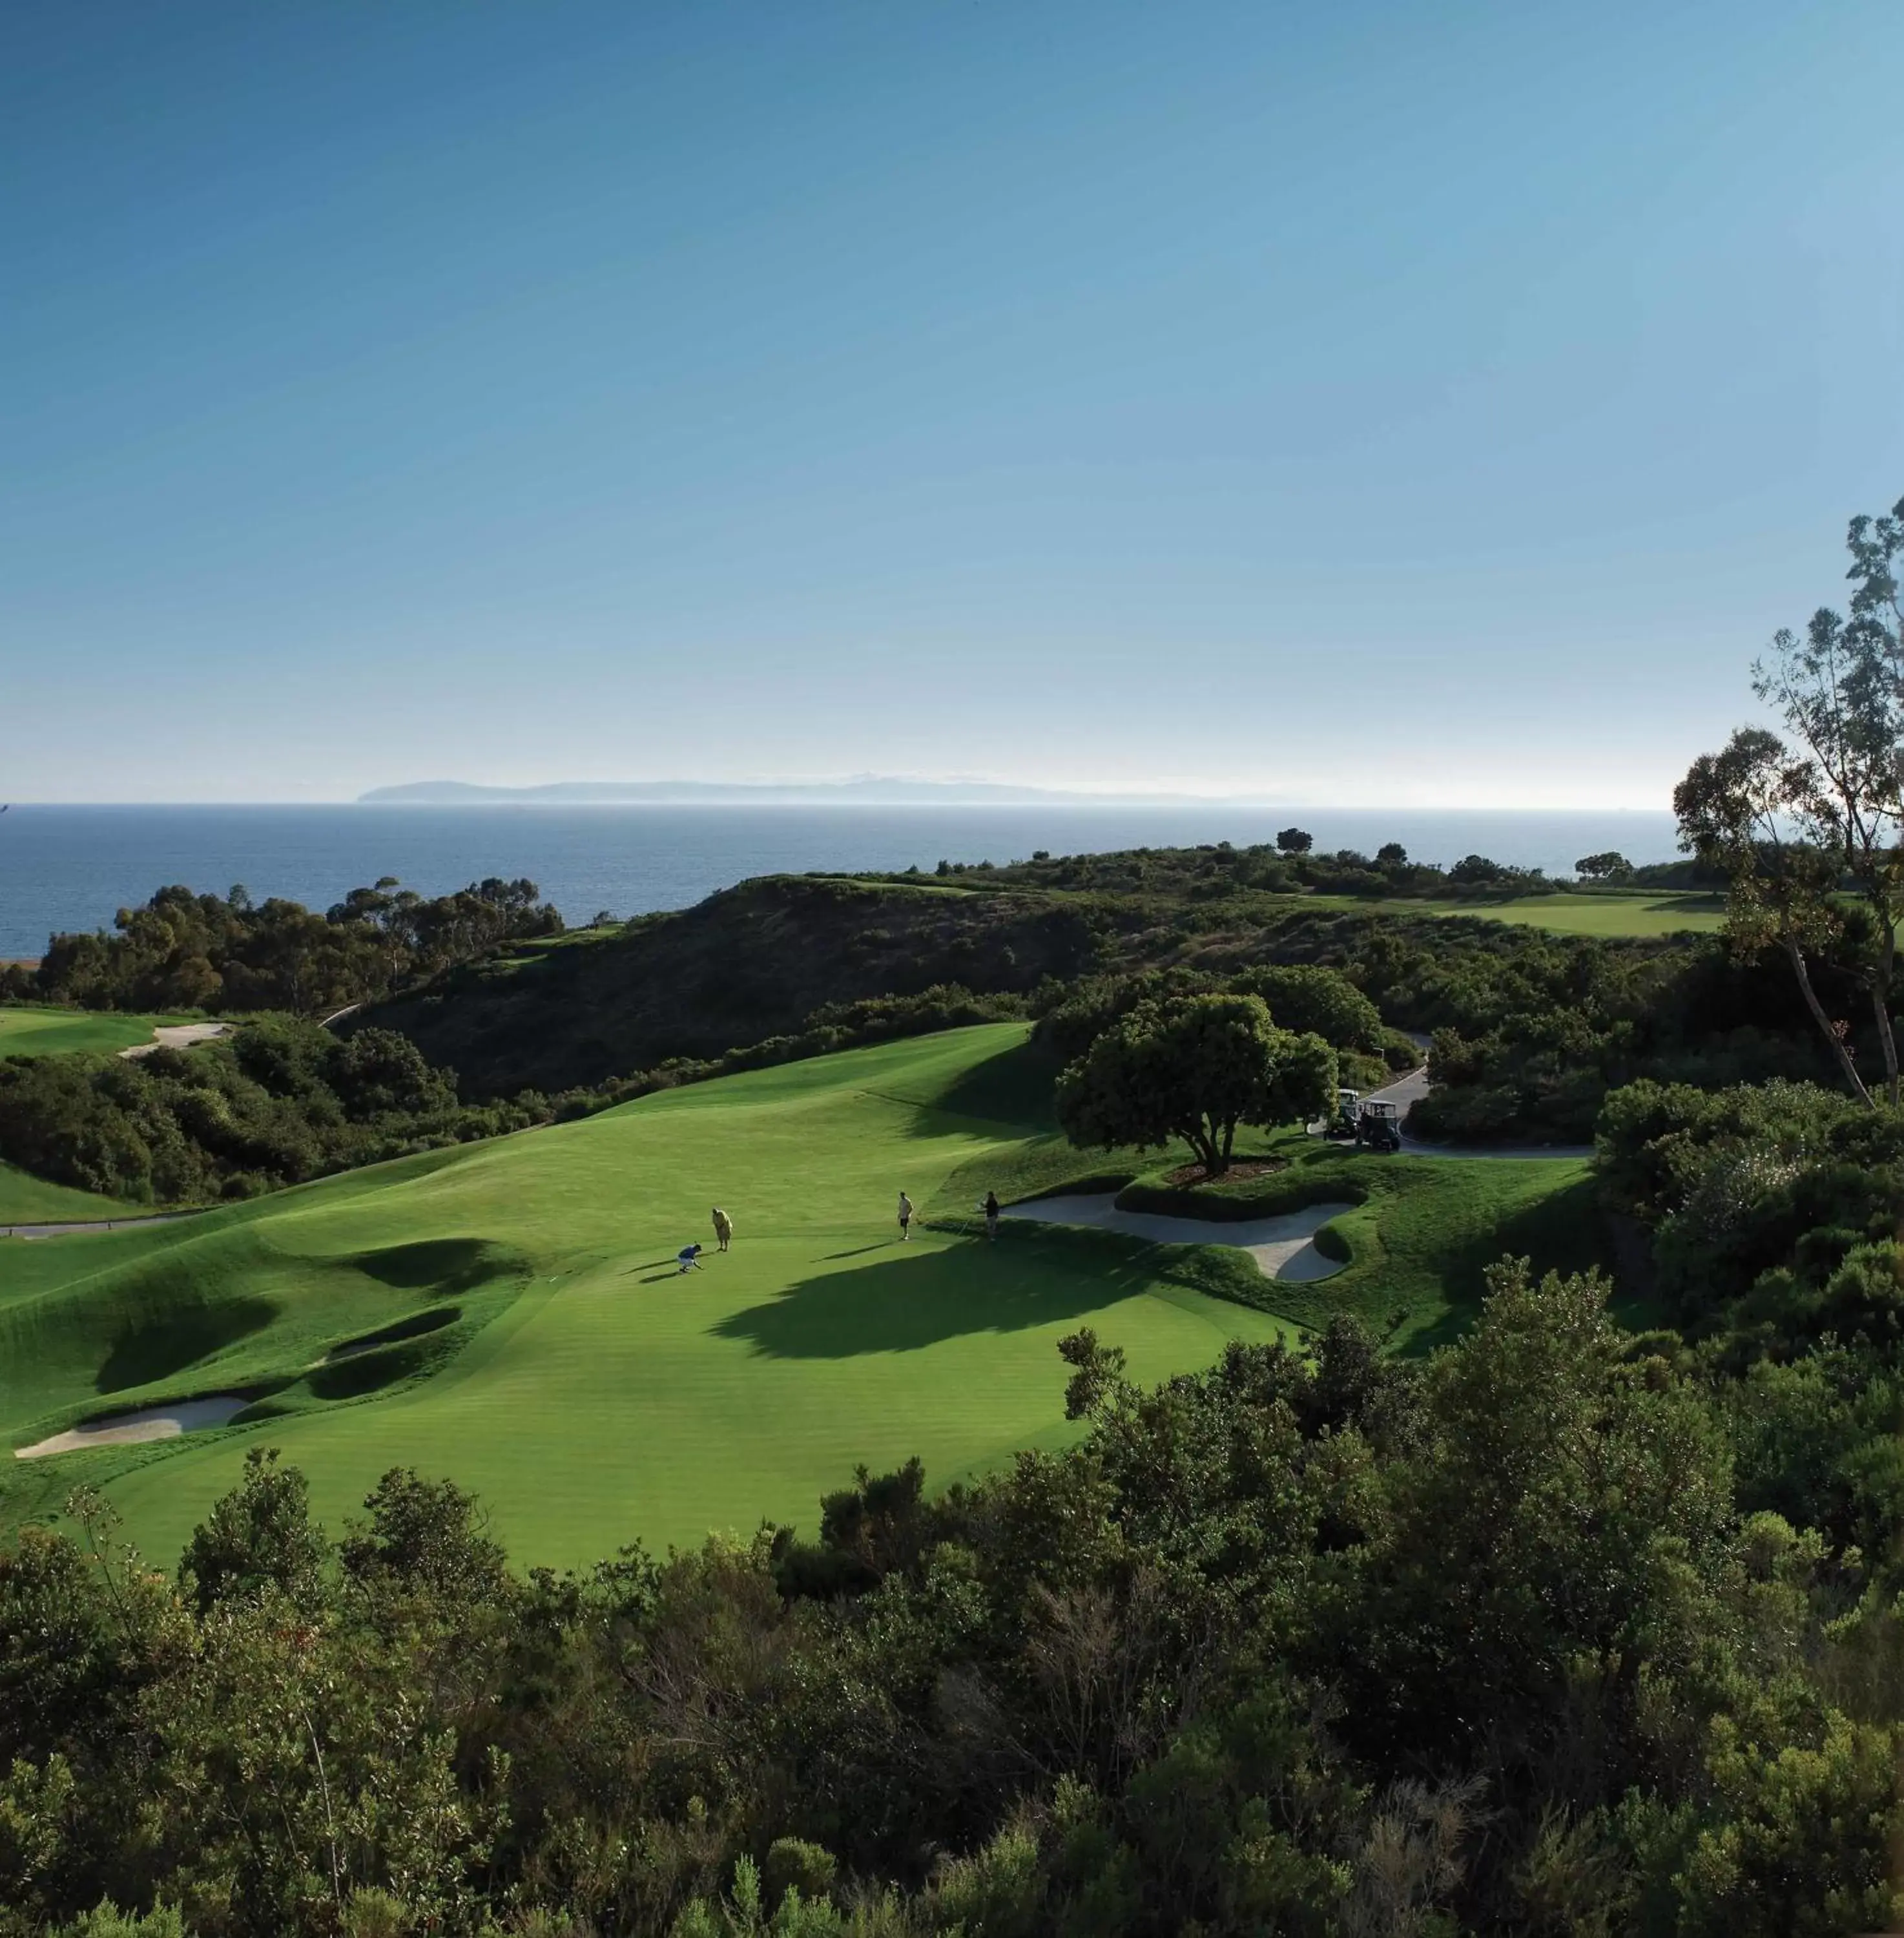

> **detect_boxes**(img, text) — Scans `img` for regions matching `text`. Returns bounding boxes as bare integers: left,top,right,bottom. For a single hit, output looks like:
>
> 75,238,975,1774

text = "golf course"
0,1019,1597,1570
0,1005,195,1059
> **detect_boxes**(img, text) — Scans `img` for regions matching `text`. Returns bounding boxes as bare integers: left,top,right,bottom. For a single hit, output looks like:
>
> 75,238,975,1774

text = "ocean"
0,804,1682,959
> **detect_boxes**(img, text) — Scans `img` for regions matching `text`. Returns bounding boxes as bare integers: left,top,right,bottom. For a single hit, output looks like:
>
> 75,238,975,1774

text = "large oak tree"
1055,992,1336,1176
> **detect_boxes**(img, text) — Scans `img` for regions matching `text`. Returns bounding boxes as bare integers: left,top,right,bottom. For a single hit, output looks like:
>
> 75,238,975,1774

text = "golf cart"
1325,1087,1361,1138
1354,1098,1403,1152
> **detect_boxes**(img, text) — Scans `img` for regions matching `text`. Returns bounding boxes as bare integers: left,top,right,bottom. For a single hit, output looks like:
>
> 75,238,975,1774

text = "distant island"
357,776,1212,806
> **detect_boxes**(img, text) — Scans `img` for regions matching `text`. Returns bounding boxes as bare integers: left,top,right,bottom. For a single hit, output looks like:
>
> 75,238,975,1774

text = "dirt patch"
1157,1158,1289,1187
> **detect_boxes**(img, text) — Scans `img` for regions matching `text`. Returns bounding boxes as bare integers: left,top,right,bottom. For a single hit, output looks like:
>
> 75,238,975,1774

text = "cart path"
1,1213,195,1240
1001,1193,1352,1282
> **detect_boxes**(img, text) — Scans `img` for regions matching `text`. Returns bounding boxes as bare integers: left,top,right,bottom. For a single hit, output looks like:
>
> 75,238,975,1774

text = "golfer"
897,1191,914,1241
984,1191,1000,1242
711,1207,734,1253
676,1242,705,1273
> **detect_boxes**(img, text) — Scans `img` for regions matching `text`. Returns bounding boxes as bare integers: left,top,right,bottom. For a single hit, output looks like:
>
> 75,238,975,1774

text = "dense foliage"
1,879,563,1017
969,839,1559,902
1349,926,1826,1144
1030,931,1825,1145
0,1021,543,1203
6,1266,1901,1937
1593,1072,1904,1620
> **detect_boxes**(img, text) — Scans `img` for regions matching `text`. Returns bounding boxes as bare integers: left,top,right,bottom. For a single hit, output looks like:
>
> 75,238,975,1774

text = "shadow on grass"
98,1296,278,1393
352,1236,530,1296
711,1230,1158,1359
915,1038,1061,1134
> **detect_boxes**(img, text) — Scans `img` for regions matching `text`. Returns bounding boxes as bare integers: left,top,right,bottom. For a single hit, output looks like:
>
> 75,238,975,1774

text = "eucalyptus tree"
1676,495,1904,1105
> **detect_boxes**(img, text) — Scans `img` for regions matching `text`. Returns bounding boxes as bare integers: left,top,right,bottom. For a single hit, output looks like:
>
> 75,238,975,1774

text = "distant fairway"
0,1005,194,1058
1285,891,1726,936
0,1026,1312,1569
1423,891,1726,936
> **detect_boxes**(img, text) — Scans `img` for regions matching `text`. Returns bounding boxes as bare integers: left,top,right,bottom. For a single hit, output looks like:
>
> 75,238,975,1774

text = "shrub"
1230,964,1382,1051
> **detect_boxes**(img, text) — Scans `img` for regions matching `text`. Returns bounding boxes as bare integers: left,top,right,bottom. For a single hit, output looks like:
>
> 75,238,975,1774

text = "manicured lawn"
0,1024,1617,1570
0,1005,192,1058
0,1026,1298,1570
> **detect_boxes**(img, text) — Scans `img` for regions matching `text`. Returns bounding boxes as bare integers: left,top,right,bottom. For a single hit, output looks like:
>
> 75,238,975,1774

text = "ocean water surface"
0,804,1682,959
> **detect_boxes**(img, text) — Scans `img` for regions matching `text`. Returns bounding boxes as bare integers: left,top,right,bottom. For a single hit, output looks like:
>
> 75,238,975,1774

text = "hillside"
358,874,1118,1095
357,864,1726,1101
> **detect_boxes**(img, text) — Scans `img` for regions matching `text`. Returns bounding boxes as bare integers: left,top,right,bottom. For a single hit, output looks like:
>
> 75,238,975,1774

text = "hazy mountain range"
357,778,1216,806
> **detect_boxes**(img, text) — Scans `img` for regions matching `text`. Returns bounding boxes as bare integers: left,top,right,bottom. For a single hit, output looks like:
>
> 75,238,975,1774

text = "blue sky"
3,1,1899,806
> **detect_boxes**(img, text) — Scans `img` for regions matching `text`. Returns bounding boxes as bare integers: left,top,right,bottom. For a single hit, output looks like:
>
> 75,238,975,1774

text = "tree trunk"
1786,937,1872,1105
1189,1120,1225,1176
1869,978,1899,1109
1872,914,1901,1109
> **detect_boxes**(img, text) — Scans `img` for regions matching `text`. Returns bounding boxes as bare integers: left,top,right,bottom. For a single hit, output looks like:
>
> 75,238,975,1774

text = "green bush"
1229,964,1383,1052
0,1020,539,1204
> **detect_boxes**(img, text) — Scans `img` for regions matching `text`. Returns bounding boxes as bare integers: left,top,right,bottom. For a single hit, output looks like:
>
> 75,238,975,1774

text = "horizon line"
2,797,1679,814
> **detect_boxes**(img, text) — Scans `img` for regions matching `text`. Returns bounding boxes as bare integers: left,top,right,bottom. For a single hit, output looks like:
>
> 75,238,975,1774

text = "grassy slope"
0,1006,187,1058
1,1025,1312,1570
0,1161,158,1225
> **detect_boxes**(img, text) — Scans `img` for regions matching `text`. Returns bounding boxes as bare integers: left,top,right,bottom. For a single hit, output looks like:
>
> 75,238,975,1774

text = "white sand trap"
119,1022,232,1061
14,1396,249,1459
1001,1194,1354,1282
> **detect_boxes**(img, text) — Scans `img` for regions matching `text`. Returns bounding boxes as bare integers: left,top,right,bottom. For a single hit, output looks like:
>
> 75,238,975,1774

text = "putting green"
0,1005,196,1059
0,1025,1301,1570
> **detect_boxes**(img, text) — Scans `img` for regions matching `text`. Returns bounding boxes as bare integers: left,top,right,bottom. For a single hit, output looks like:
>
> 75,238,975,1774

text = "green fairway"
1283,891,1726,936
0,1025,1312,1570
1420,891,1726,936
0,1005,193,1058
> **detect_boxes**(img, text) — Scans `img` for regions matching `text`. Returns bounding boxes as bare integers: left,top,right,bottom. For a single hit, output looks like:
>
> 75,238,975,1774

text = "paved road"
0,1213,195,1240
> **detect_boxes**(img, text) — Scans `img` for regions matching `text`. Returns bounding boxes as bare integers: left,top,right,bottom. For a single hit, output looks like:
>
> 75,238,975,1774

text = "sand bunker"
1000,1194,1354,1282
118,1022,233,1061
15,1396,249,1459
